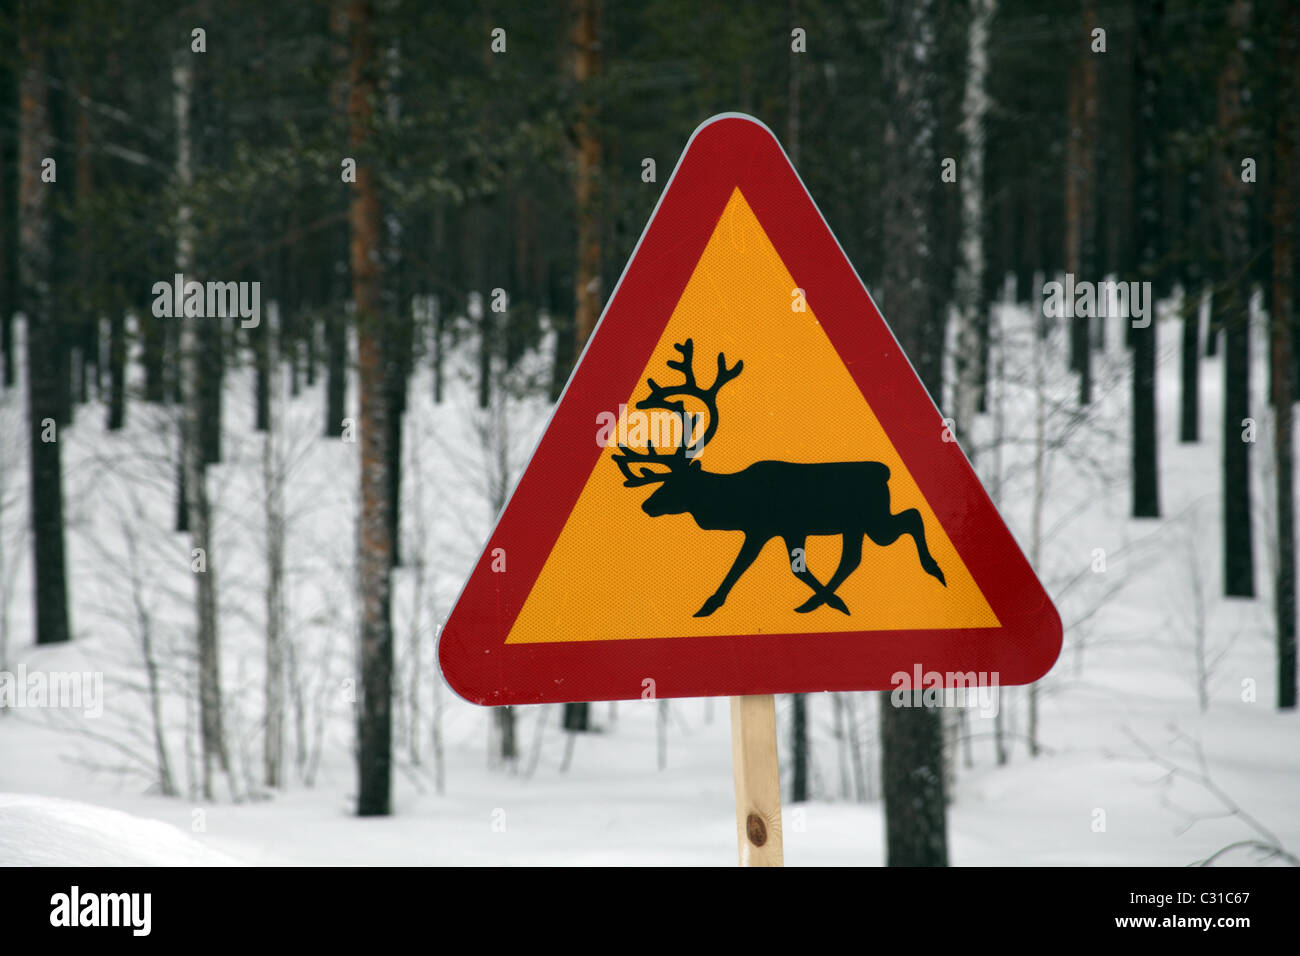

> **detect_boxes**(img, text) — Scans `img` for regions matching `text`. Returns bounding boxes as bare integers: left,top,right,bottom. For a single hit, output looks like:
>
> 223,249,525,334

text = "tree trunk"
791,693,808,802
1028,293,1047,757
19,8,70,647
879,690,947,865
1272,0,1298,709
1017,165,1038,313
325,0,349,439
386,308,408,567
1065,0,1097,405
143,310,166,404
107,307,125,430
432,205,446,404
563,701,589,733
474,206,492,411
349,0,393,817
572,0,602,350
0,70,12,390
176,51,229,799
74,74,96,406
254,305,270,432
878,0,948,867
305,310,317,388
955,0,992,445
786,0,811,805
263,313,285,788
1179,105,1206,447
1131,0,1162,519
44,66,71,431
199,319,223,464
102,27,124,430
1180,286,1201,442
496,707,518,765
326,307,347,436
175,440,188,533
382,50,407,570
831,693,849,798
562,0,603,735
1220,0,1254,597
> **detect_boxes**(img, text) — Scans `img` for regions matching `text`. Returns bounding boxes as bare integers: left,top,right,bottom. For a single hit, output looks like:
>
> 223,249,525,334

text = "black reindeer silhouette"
612,340,946,617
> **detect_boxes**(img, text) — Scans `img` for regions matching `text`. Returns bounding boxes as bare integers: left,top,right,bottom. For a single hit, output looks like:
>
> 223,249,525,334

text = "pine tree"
563,0,603,736
19,0,71,647
325,0,350,440
788,0,809,805
0,41,12,392
878,0,948,868
349,0,394,817
1219,0,1254,596
1131,0,1163,519
1065,0,1098,405
1271,0,1298,708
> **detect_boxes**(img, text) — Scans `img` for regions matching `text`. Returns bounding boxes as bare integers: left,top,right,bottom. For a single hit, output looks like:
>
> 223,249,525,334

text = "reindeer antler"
610,339,743,487
637,339,743,454
611,436,686,486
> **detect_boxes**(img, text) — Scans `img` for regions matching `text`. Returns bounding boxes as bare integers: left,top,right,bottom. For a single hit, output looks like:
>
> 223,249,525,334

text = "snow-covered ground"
1,295,1297,865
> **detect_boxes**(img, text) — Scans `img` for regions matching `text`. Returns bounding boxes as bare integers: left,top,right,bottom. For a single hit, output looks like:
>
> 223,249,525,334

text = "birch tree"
949,0,994,784
175,47,231,800
953,0,992,449
262,306,286,788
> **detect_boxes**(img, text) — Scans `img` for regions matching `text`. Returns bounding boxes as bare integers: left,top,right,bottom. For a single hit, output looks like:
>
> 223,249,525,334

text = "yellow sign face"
507,188,998,644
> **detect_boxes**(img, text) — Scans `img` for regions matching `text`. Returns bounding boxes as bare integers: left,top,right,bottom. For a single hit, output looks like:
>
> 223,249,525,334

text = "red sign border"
438,113,1062,706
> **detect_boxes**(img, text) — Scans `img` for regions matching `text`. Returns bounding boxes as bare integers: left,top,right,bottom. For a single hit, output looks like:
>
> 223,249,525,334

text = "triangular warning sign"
439,114,1061,706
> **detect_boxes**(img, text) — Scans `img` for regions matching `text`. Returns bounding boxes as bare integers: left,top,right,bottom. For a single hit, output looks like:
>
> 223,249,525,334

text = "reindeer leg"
795,533,861,614
782,535,849,614
695,533,768,617
866,508,946,586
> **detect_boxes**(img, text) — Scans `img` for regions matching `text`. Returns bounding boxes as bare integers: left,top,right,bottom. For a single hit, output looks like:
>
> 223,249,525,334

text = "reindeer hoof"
795,593,850,614
694,596,724,617
926,563,947,587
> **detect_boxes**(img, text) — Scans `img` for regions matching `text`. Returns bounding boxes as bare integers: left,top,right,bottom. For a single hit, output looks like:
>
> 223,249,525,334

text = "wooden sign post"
730,695,783,866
